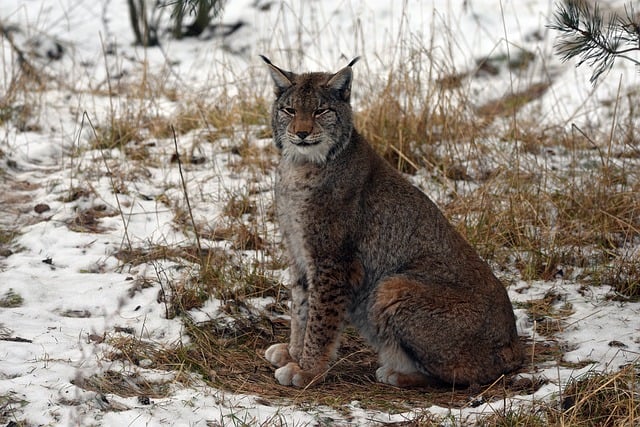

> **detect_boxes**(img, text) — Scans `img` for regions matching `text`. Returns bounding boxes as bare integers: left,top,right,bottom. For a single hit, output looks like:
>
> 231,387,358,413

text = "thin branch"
81,112,134,251
171,126,202,254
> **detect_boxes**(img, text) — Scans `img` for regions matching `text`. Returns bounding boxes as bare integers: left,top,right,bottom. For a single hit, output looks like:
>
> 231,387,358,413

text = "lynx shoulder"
261,55,523,388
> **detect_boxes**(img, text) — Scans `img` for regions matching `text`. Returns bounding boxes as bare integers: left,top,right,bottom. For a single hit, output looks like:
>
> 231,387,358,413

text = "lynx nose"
296,131,310,140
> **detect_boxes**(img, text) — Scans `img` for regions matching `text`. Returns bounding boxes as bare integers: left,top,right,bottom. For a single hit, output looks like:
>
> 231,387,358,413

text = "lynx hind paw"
376,366,432,388
265,343,293,367
274,362,318,388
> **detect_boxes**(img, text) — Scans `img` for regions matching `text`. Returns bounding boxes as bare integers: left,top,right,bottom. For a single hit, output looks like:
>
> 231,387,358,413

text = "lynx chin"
261,55,523,388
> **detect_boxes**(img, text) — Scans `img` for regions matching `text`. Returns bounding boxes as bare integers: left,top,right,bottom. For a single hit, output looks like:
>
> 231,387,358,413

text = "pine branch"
549,1,640,84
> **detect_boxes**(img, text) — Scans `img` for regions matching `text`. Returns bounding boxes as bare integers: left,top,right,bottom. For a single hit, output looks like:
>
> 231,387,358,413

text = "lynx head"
261,56,360,164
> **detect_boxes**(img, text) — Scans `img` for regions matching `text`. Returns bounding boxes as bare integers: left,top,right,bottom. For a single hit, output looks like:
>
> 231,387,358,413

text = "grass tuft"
73,369,172,399
92,116,144,151
556,366,640,426
356,61,478,174
0,289,24,308
0,391,28,426
0,228,19,257
66,205,119,233
477,408,548,427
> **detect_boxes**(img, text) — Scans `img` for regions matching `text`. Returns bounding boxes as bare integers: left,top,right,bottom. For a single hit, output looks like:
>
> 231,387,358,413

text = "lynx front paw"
274,362,318,388
265,343,293,367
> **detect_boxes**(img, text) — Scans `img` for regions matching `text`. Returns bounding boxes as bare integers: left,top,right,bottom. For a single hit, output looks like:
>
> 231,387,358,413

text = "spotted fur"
262,56,523,388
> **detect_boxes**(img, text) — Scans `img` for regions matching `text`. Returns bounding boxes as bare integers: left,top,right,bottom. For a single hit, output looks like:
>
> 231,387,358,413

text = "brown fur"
261,56,523,388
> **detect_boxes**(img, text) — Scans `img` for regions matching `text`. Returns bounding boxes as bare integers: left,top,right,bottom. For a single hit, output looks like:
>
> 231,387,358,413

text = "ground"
1,0,639,425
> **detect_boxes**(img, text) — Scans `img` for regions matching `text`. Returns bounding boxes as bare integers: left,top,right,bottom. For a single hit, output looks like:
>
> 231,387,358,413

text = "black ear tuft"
259,55,273,66
347,56,361,67
327,57,360,101
260,55,295,97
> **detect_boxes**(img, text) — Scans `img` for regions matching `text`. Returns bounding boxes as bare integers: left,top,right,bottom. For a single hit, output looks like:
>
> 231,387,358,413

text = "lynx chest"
275,163,343,274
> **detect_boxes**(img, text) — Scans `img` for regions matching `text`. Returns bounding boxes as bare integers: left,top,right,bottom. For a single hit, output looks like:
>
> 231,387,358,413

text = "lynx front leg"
274,299,347,387
274,270,351,387
265,275,308,367
287,276,309,360
271,258,362,387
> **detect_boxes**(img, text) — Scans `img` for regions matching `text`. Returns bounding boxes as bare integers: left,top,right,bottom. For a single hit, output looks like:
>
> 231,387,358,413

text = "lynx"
261,55,523,388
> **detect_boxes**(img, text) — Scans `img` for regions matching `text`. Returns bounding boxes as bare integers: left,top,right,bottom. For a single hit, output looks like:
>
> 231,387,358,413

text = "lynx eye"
281,107,296,116
314,108,331,117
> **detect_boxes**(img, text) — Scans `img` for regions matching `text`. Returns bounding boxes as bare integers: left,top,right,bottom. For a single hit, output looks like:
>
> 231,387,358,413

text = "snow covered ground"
1,0,639,425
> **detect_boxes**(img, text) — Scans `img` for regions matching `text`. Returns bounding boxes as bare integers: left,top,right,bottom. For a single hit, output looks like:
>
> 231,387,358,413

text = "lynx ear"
327,56,360,101
260,55,294,96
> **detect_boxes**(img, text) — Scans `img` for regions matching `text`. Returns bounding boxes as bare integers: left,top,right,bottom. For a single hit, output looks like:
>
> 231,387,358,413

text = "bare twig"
172,125,202,254
81,112,133,251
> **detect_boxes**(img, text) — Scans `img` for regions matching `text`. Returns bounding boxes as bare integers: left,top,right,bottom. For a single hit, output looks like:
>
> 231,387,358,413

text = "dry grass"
66,205,120,233
0,26,46,133
556,366,640,426
0,288,23,308
91,92,270,151
477,408,549,427
0,391,28,426
114,244,209,266
354,52,640,297
355,58,479,175
480,365,640,426
476,82,551,118
115,242,280,317
518,289,574,339
102,316,547,416
0,228,19,258
73,370,173,399
446,155,640,292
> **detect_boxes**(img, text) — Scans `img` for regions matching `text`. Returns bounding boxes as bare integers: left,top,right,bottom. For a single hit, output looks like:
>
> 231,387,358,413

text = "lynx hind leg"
371,277,437,387
372,275,516,386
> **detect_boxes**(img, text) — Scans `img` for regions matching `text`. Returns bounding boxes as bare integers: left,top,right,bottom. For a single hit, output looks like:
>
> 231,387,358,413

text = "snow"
1,0,639,425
